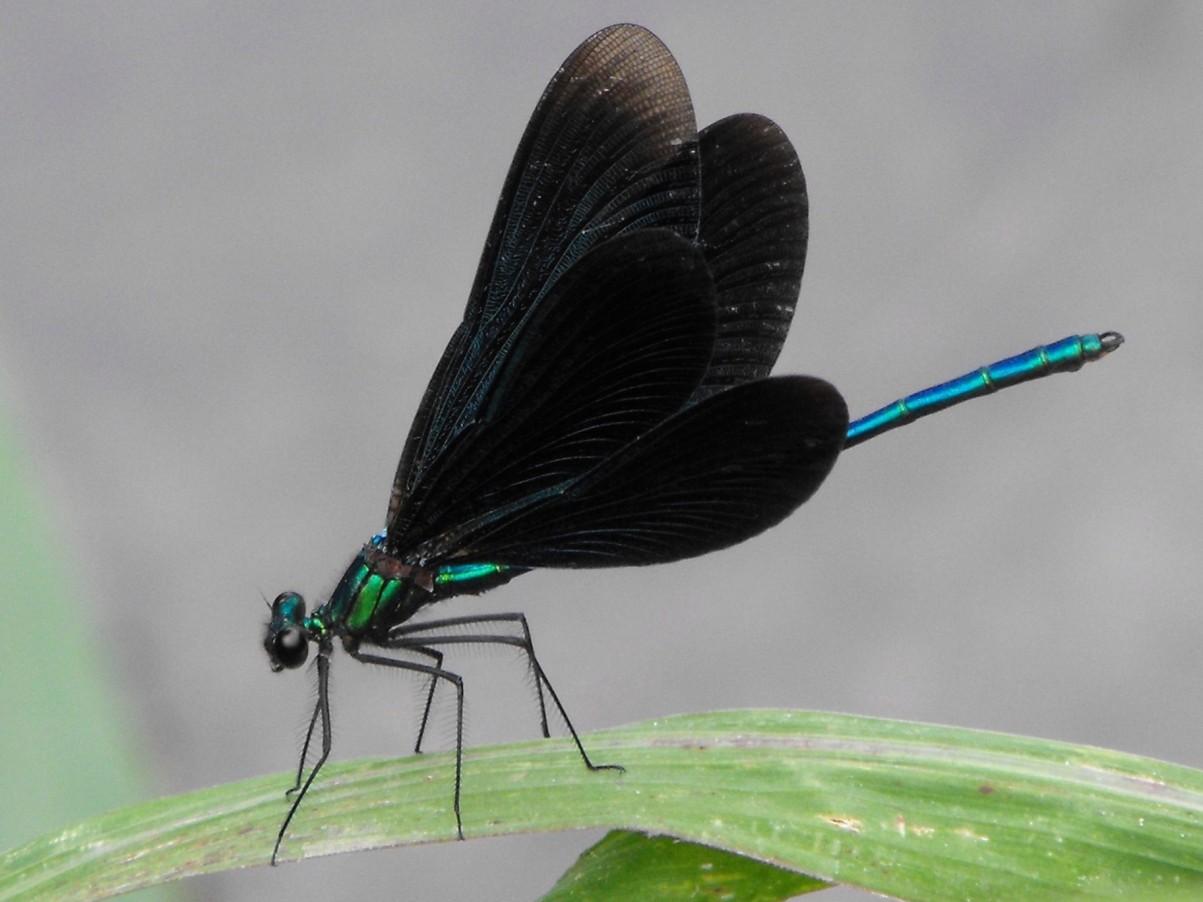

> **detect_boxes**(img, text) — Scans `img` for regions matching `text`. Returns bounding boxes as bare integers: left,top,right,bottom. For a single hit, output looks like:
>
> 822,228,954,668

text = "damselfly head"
264,591,309,671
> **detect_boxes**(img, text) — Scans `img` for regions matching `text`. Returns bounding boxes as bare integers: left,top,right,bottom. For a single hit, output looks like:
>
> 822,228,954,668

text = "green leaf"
2,710,1201,901
541,830,830,901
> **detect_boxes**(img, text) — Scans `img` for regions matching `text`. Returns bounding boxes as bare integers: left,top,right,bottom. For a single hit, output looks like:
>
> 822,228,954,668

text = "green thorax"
310,536,524,639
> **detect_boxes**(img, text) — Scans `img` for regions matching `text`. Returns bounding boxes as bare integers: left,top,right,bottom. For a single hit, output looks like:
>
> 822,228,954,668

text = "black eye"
272,626,309,670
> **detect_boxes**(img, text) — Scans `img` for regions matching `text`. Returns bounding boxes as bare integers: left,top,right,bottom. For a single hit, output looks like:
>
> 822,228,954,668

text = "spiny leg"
407,644,444,755
386,612,622,774
349,647,466,840
391,613,550,742
287,685,323,796
273,653,332,865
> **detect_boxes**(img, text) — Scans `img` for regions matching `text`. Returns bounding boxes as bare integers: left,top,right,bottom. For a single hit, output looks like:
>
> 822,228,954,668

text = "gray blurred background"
3,3,1200,900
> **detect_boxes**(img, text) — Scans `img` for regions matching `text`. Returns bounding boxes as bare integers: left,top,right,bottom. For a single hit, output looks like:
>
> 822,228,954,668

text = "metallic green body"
303,536,524,644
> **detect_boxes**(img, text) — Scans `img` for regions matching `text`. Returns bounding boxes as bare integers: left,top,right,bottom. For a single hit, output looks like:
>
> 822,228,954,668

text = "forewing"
691,114,807,400
388,230,716,557
389,25,701,533
424,375,847,568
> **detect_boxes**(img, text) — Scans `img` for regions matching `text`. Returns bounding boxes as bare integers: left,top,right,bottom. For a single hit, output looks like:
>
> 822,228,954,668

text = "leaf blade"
3,710,1201,901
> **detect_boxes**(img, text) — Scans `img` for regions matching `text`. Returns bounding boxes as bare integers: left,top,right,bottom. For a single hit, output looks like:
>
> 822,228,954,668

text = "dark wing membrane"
691,114,807,401
424,376,847,568
388,230,716,558
388,24,701,534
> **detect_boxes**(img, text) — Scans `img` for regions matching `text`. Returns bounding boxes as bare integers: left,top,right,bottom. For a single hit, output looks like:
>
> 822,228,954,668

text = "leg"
386,613,623,775
287,686,323,795
391,613,550,740
273,653,332,865
407,644,444,755
370,640,448,754
348,647,467,840
389,615,550,740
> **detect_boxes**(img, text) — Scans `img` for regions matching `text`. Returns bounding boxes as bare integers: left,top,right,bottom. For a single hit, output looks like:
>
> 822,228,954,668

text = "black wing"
419,375,847,568
692,114,808,400
387,24,700,536
385,25,842,570
390,228,717,558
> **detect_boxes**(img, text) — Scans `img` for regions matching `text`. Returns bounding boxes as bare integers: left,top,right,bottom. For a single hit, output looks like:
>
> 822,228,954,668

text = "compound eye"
271,591,306,621
272,626,309,669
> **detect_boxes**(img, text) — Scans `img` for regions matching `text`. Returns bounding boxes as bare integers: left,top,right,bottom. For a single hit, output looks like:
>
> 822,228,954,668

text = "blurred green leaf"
0,393,179,902
3,709,1202,900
